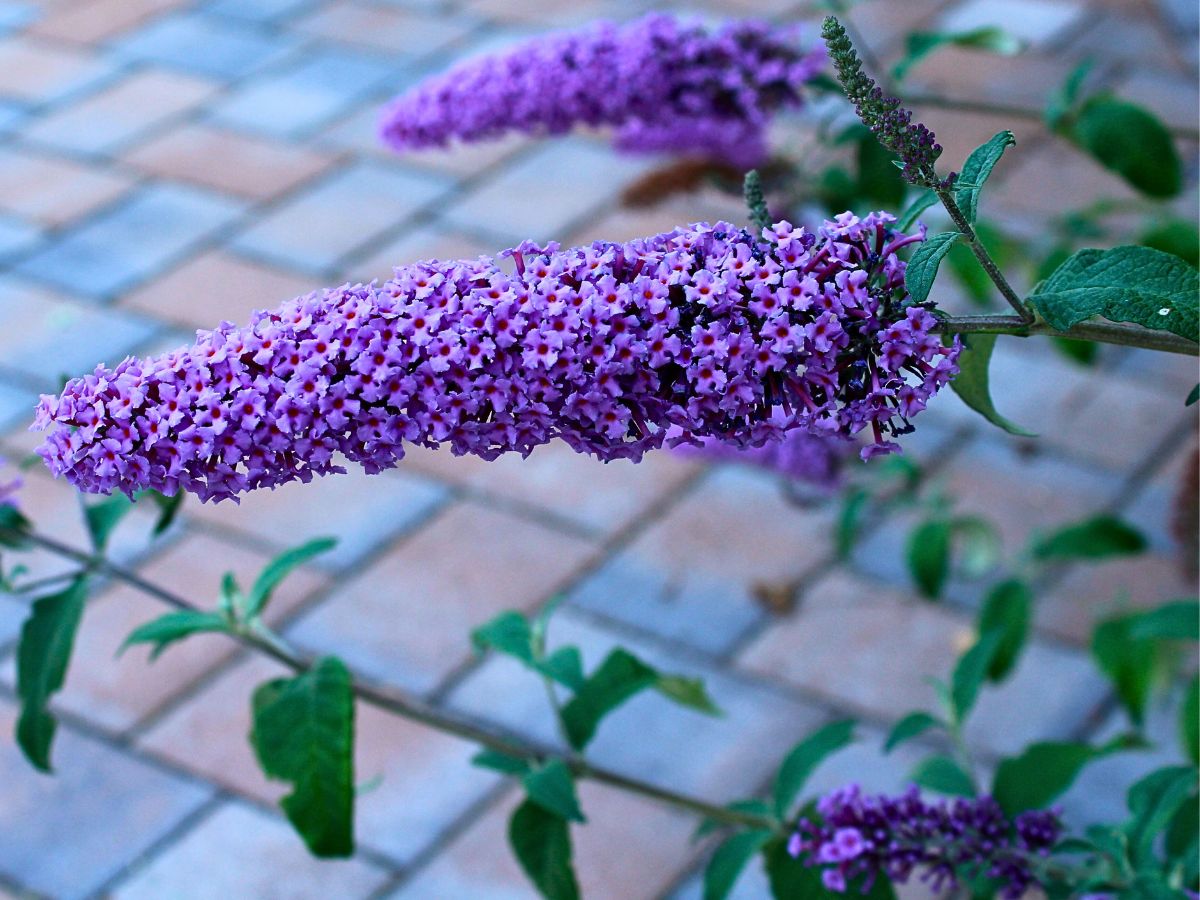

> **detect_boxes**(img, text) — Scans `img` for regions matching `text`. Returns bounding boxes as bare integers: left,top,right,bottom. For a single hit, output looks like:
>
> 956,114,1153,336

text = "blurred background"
0,0,1195,897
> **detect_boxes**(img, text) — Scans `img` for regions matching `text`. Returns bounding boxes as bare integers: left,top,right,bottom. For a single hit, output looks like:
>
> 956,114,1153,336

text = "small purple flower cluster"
789,784,1062,899
378,14,825,168
33,213,957,504
673,424,847,490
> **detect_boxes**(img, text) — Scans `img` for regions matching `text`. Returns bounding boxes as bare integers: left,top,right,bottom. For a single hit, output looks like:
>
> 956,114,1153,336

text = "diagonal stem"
935,189,1034,323
938,314,1199,356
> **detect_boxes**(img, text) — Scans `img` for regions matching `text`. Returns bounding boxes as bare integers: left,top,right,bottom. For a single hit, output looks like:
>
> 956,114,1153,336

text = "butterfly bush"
790,785,1062,898
33,213,958,504
378,14,825,168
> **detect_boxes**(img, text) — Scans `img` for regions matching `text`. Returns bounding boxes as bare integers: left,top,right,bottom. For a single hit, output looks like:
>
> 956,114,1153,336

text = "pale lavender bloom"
34,214,958,504
378,14,825,168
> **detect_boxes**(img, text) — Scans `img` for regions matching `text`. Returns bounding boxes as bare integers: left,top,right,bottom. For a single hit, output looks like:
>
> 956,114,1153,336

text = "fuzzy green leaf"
1068,94,1182,198
119,610,230,661
522,760,585,823
911,755,976,796
1032,515,1147,563
951,629,1004,721
1092,614,1160,727
905,231,960,303
704,830,773,900
245,537,336,619
992,742,1100,815
251,656,355,857
1128,601,1199,642
15,578,89,771
949,333,1036,436
884,711,941,753
976,579,1032,681
773,719,856,817
907,518,951,599
954,131,1015,224
560,649,658,750
1140,218,1200,268
508,799,580,900
1029,246,1199,343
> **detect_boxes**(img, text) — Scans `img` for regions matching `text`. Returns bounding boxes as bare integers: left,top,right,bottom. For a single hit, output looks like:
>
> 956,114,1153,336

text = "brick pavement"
0,0,1195,897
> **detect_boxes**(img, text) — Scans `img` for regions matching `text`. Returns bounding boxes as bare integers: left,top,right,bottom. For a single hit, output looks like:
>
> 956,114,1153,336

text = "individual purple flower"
33,213,959,504
789,784,1062,899
0,457,21,508
378,14,825,168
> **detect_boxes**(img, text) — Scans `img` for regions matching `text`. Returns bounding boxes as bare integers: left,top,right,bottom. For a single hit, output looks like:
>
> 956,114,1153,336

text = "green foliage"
142,489,184,537
704,830,773,900
82,495,133,552
772,719,856,817
1140,218,1200,268
1124,766,1197,871
884,711,941,753
951,629,1003,720
119,610,231,661
1184,677,1199,766
743,170,771,234
472,749,531,775
522,759,585,822
1064,95,1182,198
0,504,31,548
947,221,1020,307
245,537,337,619
949,333,1035,436
508,799,580,900
251,656,355,857
1032,515,1147,563
891,27,1021,82
905,231,960,303
976,579,1032,681
1092,614,1163,727
1127,601,1199,642
907,517,951,599
1029,246,1199,343
763,835,824,899
992,741,1101,815
1044,59,1094,130
896,191,937,233
818,126,907,214
693,799,774,842
954,131,1015,225
1188,385,1200,407
911,755,975,796
15,577,89,771
472,611,583,690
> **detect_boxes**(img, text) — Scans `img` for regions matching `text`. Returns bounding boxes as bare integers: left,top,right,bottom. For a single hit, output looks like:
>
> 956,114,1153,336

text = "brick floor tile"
26,0,180,45
840,0,951,58
0,214,40,261
0,279,158,387
1123,438,1196,555
0,36,113,104
0,530,328,735
344,221,494,283
907,107,1044,176
186,466,448,570
570,467,835,655
113,11,301,80
1037,553,1194,645
1119,347,1200,396
286,500,596,692
0,697,211,899
121,249,320,329
441,139,653,244
1117,68,1200,133
388,781,697,900
0,3,35,34
898,45,1072,110
206,0,316,23
23,67,219,156
233,161,453,274
0,100,27,137
0,381,35,433
208,48,400,139
125,123,340,202
938,0,1084,45
112,800,392,899
1069,13,1188,70
993,142,1139,218
449,610,828,800
401,440,698,537
14,183,245,299
0,147,132,227
0,595,25,650
294,1,479,56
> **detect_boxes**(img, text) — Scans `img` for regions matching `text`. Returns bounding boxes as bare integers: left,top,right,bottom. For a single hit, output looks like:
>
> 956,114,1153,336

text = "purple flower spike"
378,14,825,168
33,214,958,504
790,784,1063,899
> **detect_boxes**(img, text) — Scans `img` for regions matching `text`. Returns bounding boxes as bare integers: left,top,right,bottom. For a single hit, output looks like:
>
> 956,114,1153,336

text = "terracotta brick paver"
0,0,1196,897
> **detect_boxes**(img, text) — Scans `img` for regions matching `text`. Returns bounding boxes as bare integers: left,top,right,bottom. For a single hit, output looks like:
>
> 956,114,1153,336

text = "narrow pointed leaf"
1069,94,1182,198
955,131,1015,224
508,799,580,900
884,711,941,753
704,830,773,900
772,719,856,817
472,749,531,776
522,760,585,823
1184,676,1199,766
911,755,976,796
1128,601,1199,642
655,675,721,715
976,579,1031,681
907,518,951,599
1032,515,1146,563
992,742,1102,815
949,333,1035,436
951,629,1004,721
120,610,230,661
905,231,960,303
245,537,337,619
559,649,657,750
83,495,133,552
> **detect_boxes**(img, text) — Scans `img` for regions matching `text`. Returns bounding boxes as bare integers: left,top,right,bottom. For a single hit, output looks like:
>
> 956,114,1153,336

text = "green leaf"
772,719,856,817
83,495,133,552
522,759,585,823
954,131,1016,224
539,646,586,692
884,711,941,753
1125,766,1197,869
892,27,1022,82
951,629,1004,721
948,333,1036,436
907,518,951,599
836,488,870,560
950,516,1003,580
471,749,531,776
251,656,355,857
560,649,658,750
0,504,31,548
15,578,89,771
1165,788,1199,882
655,675,721,715
853,130,907,208
1045,59,1094,130
1183,676,1199,766
508,799,580,900
763,836,826,899
947,221,1016,307
140,489,184,537
1068,94,1182,198
119,610,230,661
1029,246,1199,343
1092,615,1160,726
473,610,536,662
704,830,773,900
1032,515,1147,563
245,537,336,619
694,799,774,841
992,741,1101,815
976,579,1032,681
1140,218,1200,268
905,231,961,303
1128,601,1199,641
911,755,976,796
896,190,937,233
1187,384,1199,407
1051,336,1099,366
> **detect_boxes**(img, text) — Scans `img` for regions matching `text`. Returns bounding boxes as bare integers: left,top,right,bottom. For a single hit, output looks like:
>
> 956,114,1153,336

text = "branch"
6,527,778,834
938,314,1200,356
